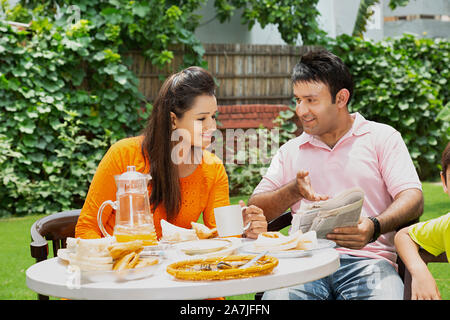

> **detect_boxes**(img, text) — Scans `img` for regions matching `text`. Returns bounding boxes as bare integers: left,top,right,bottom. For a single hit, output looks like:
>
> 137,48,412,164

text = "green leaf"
22,134,37,148
279,110,294,119
427,136,438,146
40,95,54,104
133,3,151,18
114,73,128,85
71,68,86,86
93,51,106,61
37,104,51,114
12,67,27,77
18,119,36,134
28,152,44,163
281,122,297,133
398,102,409,110
437,105,450,121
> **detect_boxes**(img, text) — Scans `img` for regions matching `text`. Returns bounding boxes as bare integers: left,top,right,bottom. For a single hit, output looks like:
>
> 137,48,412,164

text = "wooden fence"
128,43,315,106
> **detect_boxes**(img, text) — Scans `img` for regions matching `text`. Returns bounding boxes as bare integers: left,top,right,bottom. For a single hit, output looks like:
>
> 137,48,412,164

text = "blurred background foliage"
0,0,448,215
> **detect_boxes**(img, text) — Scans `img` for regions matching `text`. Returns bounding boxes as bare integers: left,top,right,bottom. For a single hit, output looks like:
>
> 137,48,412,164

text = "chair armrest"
419,248,448,264
267,211,293,232
30,219,48,262
29,210,80,262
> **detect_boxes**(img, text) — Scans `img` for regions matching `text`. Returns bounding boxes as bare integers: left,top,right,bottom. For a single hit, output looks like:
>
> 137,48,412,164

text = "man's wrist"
368,216,381,242
287,180,303,200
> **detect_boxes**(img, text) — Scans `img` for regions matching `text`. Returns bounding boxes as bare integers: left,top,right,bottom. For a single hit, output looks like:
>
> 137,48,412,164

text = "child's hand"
411,269,442,300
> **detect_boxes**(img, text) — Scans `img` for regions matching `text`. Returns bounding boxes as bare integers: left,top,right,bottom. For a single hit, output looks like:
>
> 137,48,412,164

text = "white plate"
59,248,162,282
80,262,161,282
57,248,71,262
239,239,336,258
174,239,233,255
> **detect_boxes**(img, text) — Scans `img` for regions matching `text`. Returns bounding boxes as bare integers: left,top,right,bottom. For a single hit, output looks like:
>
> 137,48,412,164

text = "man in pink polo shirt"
249,49,423,300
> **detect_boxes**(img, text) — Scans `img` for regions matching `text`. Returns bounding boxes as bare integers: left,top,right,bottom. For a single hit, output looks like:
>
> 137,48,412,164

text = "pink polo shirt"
253,112,422,264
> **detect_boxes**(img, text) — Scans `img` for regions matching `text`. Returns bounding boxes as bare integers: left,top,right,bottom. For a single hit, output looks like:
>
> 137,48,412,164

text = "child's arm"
394,226,441,300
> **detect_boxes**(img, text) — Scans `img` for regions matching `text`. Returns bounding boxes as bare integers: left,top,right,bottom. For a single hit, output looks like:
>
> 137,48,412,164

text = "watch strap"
368,216,381,243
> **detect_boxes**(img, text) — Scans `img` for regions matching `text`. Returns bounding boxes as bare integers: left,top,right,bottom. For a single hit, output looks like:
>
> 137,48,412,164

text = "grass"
0,182,448,300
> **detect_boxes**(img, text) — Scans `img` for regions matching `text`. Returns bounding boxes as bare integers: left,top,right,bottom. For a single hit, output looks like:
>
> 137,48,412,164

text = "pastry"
166,254,278,281
191,222,218,239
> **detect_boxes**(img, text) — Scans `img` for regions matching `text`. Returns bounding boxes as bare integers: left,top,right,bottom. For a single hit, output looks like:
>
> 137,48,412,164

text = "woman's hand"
240,200,267,239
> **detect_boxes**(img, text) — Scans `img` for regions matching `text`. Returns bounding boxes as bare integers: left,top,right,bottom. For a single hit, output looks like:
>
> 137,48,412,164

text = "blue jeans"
262,254,404,300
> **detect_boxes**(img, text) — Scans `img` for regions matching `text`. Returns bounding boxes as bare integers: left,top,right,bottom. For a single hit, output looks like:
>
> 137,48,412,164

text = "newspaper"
290,187,365,239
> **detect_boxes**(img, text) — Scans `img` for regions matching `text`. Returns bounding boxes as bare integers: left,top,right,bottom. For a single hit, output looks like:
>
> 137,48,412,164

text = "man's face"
293,81,339,137
441,167,450,198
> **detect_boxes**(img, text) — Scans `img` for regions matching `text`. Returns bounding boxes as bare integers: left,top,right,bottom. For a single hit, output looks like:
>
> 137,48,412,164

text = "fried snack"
166,255,278,281
260,232,282,239
191,222,218,239
253,230,318,252
135,257,159,269
253,230,301,252
128,252,141,269
113,252,137,271
292,231,318,251
294,240,312,250
108,240,144,259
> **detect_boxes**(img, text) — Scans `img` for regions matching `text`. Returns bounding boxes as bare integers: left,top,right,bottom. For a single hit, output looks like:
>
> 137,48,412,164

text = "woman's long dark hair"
141,66,216,221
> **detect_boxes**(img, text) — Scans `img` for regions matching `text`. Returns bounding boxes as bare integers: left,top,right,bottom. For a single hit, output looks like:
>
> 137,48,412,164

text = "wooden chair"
254,212,447,300
30,209,81,300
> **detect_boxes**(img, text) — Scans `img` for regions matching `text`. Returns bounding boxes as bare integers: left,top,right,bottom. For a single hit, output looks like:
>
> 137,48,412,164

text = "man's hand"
326,217,374,249
240,200,267,239
293,170,329,202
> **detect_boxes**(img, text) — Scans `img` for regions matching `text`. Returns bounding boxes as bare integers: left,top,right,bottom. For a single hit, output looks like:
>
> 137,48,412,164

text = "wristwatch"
368,216,381,243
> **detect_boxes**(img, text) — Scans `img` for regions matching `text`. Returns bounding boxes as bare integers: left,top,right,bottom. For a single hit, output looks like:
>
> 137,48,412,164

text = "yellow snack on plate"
108,240,144,260
166,255,278,281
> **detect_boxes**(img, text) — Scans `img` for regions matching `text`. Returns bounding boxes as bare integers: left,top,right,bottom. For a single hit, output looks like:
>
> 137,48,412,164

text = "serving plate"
58,248,161,282
174,239,233,255
166,254,279,281
239,239,336,258
80,261,161,282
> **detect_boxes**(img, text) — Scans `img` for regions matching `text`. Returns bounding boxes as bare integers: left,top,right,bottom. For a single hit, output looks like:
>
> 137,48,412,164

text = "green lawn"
1,182,448,300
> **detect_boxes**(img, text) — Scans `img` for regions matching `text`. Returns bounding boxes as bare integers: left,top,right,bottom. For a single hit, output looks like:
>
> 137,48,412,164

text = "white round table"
26,249,340,300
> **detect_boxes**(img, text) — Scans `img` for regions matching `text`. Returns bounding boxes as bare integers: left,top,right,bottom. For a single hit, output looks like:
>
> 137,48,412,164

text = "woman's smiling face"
172,94,218,149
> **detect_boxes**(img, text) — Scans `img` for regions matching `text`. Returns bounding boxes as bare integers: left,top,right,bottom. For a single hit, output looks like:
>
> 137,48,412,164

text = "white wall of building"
383,0,450,39
194,0,287,45
195,0,448,45
194,0,385,44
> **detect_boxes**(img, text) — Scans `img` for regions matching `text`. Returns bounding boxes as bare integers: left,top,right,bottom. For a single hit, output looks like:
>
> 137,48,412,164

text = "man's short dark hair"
292,49,354,105
442,142,450,185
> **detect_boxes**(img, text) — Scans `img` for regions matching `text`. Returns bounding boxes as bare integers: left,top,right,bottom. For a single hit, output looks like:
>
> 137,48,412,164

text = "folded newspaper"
290,187,365,239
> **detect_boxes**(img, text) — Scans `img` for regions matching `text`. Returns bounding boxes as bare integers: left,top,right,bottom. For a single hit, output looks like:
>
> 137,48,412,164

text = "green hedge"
328,34,449,179
0,20,147,217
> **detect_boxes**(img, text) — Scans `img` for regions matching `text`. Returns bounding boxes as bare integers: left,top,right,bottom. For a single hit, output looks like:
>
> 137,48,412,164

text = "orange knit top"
75,136,230,239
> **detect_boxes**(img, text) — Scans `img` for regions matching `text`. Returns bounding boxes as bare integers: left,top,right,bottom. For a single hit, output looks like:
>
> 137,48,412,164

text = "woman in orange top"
75,66,267,240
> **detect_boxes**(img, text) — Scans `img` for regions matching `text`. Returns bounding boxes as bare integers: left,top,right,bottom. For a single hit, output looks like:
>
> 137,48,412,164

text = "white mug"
214,204,250,238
